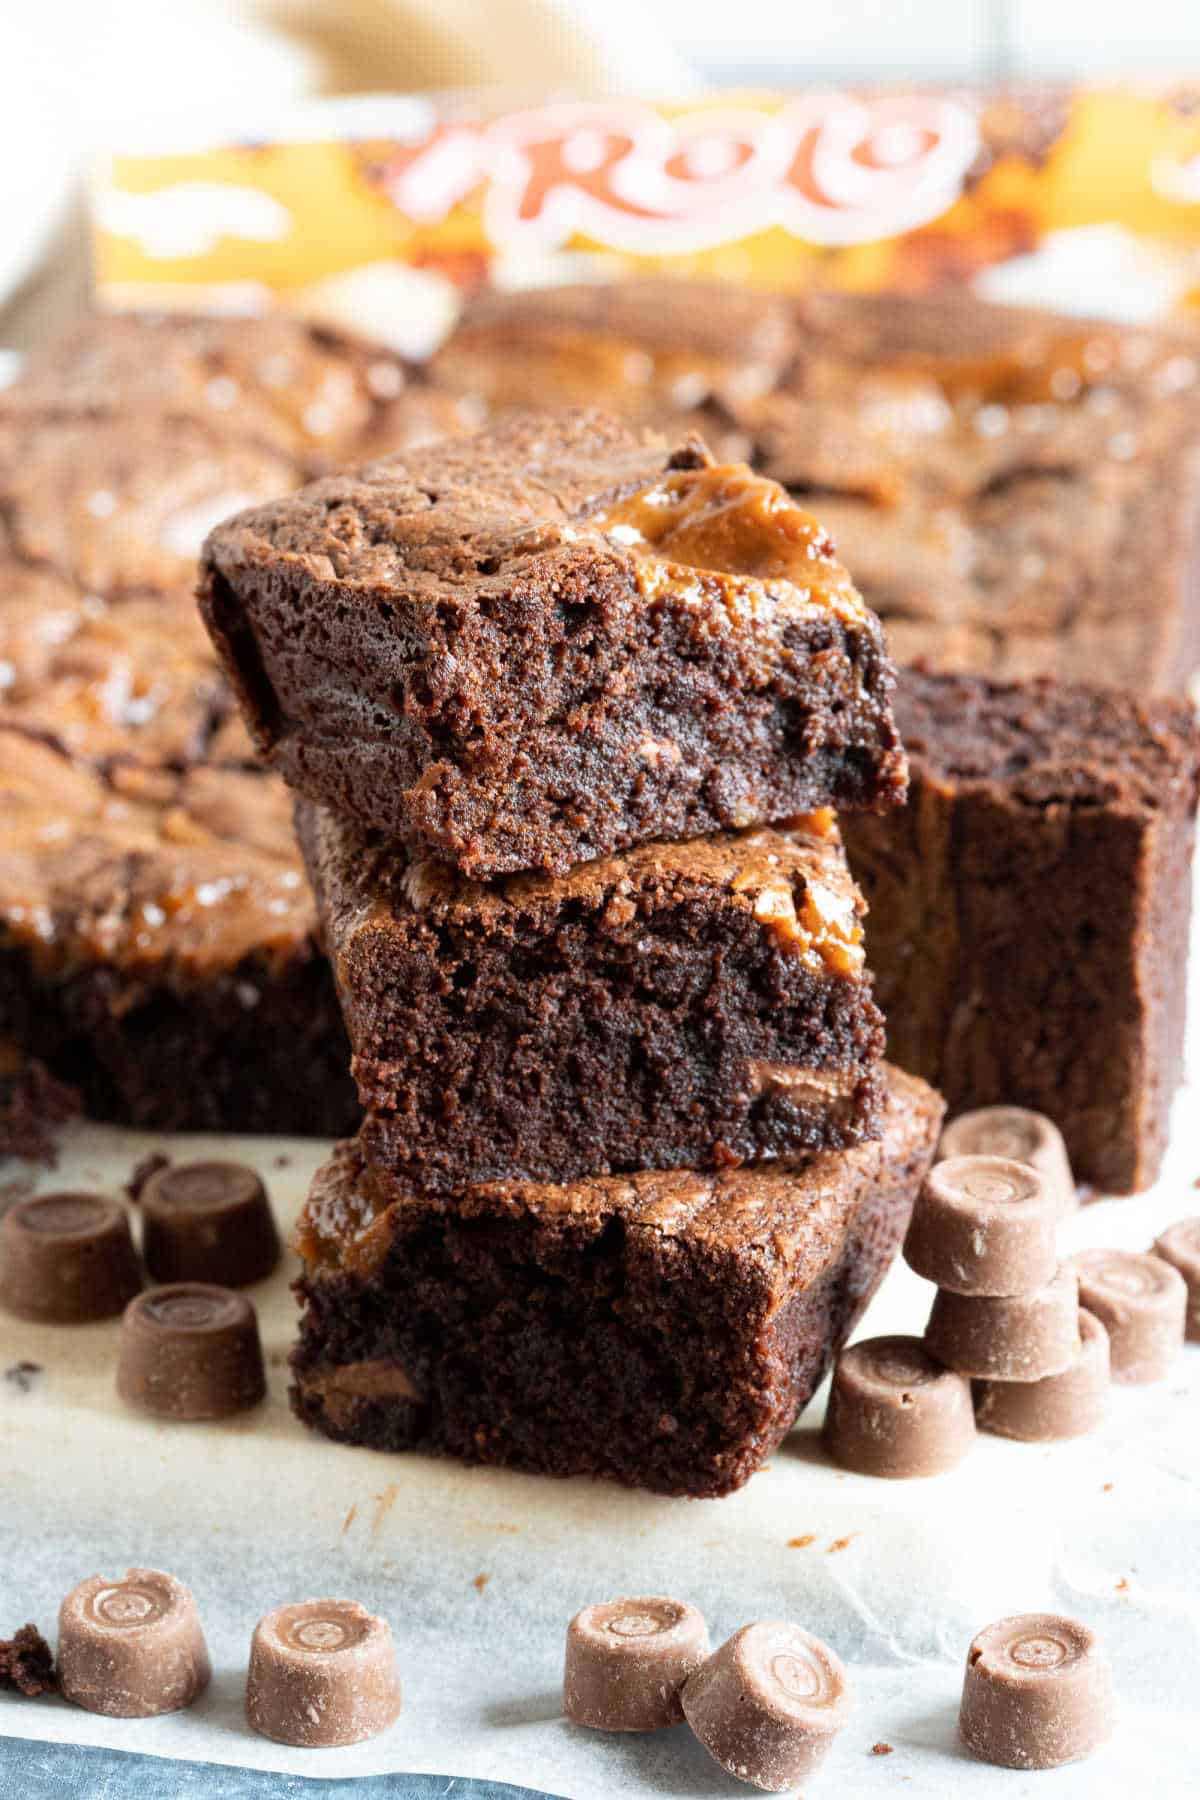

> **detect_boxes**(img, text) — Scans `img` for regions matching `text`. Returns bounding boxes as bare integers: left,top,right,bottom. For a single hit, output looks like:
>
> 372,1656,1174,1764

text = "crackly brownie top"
432,278,796,418
305,799,868,982
0,412,295,596
297,1064,941,1278
897,667,1200,813
1,310,473,468
205,409,869,632
0,729,315,974
0,566,232,768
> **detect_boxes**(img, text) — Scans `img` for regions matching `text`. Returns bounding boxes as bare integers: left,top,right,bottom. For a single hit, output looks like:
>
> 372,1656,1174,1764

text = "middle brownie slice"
298,801,886,1192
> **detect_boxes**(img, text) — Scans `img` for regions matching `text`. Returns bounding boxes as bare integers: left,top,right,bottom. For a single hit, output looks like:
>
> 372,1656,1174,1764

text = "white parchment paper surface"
1,951,1198,1798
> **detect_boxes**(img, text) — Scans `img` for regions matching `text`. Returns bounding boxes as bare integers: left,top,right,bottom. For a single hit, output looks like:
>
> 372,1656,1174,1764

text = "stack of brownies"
200,409,945,1496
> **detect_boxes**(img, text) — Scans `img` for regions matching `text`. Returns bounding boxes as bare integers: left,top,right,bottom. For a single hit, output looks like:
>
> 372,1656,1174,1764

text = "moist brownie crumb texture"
0,311,473,1134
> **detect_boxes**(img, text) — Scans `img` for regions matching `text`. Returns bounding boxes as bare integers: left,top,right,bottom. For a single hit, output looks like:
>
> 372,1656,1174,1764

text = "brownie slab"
201,412,906,877
0,729,357,1136
291,1066,944,1498
300,799,886,1191
842,670,1200,1194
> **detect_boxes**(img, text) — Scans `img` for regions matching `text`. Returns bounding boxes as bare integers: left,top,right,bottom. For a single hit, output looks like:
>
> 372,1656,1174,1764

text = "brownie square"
201,412,906,878
0,729,357,1136
291,1065,944,1498
299,799,887,1191
842,669,1200,1194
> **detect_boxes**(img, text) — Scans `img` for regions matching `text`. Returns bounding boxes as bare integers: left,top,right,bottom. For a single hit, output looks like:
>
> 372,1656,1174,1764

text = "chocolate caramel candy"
117,1283,266,1420
939,1107,1076,1219
246,1600,402,1747
925,1264,1080,1381
1074,1249,1186,1385
140,1160,280,1287
976,1309,1110,1442
682,1622,850,1792
0,1192,141,1323
564,1596,709,1731
57,1569,210,1718
960,1613,1113,1769
823,1336,976,1478
904,1156,1057,1296
1152,1218,1200,1341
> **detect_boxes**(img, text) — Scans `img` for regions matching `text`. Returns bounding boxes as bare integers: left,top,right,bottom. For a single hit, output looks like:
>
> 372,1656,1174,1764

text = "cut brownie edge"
290,1066,944,1498
301,800,888,1190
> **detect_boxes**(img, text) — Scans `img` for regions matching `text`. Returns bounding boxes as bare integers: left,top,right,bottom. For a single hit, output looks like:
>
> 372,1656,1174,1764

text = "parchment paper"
2,982,1198,1797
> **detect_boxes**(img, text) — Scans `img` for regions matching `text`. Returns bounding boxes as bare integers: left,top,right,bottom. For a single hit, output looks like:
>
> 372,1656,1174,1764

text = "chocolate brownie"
202,412,906,877
0,729,357,1135
436,285,1200,693
299,799,886,1190
842,670,1200,1194
0,1044,78,1164
290,1066,944,1498
2,310,473,471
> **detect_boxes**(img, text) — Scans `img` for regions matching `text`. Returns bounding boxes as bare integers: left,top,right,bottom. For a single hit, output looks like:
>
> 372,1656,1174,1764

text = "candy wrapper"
91,85,1200,354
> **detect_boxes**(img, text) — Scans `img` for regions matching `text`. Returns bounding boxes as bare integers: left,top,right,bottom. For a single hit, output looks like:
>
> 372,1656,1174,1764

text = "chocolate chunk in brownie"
0,1625,57,1697
842,669,1200,1194
290,1066,944,1498
2,310,474,472
0,729,357,1135
202,411,906,877
300,799,887,1191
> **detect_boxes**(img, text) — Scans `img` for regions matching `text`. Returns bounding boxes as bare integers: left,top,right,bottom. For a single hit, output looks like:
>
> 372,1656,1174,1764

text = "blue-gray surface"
0,1741,554,1800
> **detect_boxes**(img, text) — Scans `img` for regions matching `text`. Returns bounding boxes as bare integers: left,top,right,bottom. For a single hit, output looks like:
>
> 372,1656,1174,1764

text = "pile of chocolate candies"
0,1160,278,1421
824,1106,1198,1479
563,1593,1115,1781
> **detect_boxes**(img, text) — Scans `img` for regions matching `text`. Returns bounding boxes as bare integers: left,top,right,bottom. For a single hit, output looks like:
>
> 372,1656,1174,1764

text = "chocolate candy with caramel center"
57,1569,210,1718
0,1192,141,1323
939,1106,1076,1219
246,1599,402,1747
823,1335,976,1478
564,1596,710,1731
960,1612,1113,1769
141,1159,280,1287
925,1264,1080,1381
1152,1218,1200,1342
976,1308,1110,1441
904,1156,1058,1296
117,1283,266,1419
1073,1249,1186,1384
682,1621,850,1792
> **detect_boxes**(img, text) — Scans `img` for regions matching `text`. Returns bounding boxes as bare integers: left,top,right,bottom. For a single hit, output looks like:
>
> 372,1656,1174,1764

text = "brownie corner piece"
843,668,1200,1193
200,410,905,877
290,1064,945,1497
300,799,888,1191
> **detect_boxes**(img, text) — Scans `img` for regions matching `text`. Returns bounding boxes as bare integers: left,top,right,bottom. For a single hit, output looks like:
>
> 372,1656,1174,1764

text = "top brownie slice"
200,410,906,877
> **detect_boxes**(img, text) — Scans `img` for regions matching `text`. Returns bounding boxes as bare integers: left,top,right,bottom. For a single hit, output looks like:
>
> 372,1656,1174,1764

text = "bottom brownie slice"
843,670,1200,1194
291,1065,943,1498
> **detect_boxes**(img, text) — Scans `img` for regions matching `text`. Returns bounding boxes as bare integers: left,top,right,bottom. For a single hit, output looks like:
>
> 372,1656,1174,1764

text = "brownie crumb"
472,1573,491,1594
871,1741,894,1756
0,1625,57,1697
788,1534,816,1549
3,1362,42,1395
125,1151,171,1203
273,1154,292,1169
827,1535,855,1553
0,1048,79,1166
